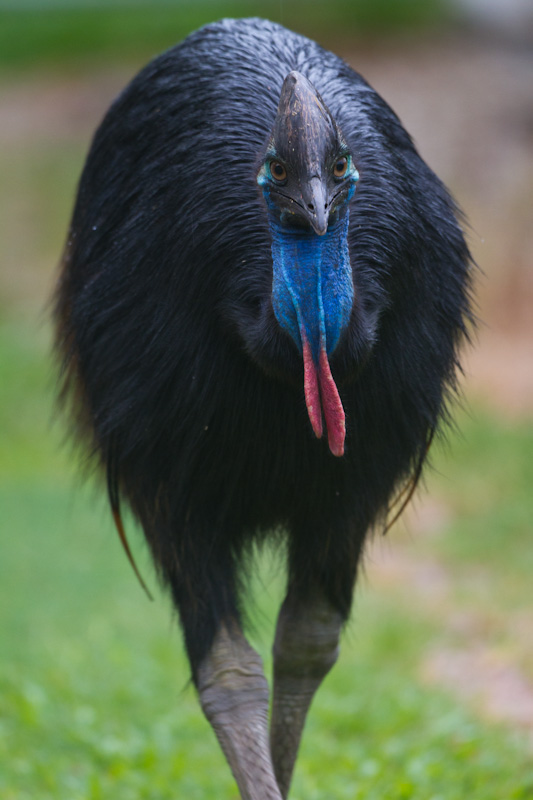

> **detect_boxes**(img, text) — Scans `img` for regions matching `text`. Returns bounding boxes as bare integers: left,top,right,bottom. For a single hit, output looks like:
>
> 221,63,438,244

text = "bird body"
55,18,472,798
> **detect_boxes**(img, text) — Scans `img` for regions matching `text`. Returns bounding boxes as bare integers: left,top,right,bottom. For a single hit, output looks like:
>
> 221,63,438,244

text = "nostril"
307,203,314,211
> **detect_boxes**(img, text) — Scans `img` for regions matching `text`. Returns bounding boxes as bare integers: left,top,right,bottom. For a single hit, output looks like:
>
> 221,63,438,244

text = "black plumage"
54,18,472,797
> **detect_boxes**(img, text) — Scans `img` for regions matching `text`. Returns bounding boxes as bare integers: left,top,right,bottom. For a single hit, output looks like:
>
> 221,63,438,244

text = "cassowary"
54,17,472,799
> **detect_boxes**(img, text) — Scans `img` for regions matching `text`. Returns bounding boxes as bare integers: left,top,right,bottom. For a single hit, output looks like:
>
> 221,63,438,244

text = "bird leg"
270,589,343,798
197,620,283,800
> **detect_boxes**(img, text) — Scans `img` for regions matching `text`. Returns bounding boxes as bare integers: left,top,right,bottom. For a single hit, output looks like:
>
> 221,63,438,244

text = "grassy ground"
1,21,533,799
1,314,533,798
0,1,451,72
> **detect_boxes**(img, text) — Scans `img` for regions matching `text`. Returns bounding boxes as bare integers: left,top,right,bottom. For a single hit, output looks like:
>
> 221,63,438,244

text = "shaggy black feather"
54,18,473,672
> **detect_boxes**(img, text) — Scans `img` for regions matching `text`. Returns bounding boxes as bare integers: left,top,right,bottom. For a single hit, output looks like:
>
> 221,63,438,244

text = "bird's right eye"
270,161,287,182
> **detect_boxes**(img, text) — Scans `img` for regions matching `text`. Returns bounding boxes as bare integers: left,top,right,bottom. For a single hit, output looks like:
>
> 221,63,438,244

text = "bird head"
257,71,358,235
257,71,359,456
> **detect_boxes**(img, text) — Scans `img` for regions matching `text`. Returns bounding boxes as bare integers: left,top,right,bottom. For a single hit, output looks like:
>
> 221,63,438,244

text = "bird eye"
333,156,348,178
270,161,287,182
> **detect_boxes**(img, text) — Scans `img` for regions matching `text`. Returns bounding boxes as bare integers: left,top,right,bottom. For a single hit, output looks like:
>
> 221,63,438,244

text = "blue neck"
268,211,354,364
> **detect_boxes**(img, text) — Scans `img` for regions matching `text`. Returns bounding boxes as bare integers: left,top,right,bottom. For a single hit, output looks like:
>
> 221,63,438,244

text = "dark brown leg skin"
197,620,283,800
269,589,343,798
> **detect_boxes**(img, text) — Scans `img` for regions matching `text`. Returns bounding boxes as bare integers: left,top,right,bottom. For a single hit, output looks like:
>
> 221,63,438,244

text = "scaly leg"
197,620,283,800
269,588,343,798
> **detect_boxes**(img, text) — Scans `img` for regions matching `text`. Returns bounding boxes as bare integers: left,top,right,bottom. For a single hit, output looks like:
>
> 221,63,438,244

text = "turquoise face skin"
258,165,358,364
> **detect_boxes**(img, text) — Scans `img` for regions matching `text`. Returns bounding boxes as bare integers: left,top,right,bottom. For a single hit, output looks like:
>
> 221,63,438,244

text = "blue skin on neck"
265,203,354,365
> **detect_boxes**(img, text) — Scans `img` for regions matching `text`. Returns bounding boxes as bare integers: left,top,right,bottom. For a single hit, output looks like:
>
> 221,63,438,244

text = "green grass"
1,312,533,798
396,408,533,627
430,411,533,578
0,0,453,73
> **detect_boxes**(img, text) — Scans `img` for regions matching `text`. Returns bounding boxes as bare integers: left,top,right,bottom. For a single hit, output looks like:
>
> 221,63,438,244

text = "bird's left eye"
333,157,348,178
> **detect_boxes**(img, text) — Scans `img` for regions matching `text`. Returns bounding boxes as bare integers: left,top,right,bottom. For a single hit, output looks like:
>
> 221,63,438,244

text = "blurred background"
1,1,532,798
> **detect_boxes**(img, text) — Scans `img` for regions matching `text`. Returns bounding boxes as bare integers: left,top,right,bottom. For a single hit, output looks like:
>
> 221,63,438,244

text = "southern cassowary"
54,17,472,799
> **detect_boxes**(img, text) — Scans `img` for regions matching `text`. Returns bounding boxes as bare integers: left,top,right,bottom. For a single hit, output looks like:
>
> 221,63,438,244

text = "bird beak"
302,176,329,236
268,71,340,235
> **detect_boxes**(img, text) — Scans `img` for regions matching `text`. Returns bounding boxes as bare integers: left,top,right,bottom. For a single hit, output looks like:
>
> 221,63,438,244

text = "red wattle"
318,346,346,457
301,333,346,456
302,337,323,439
